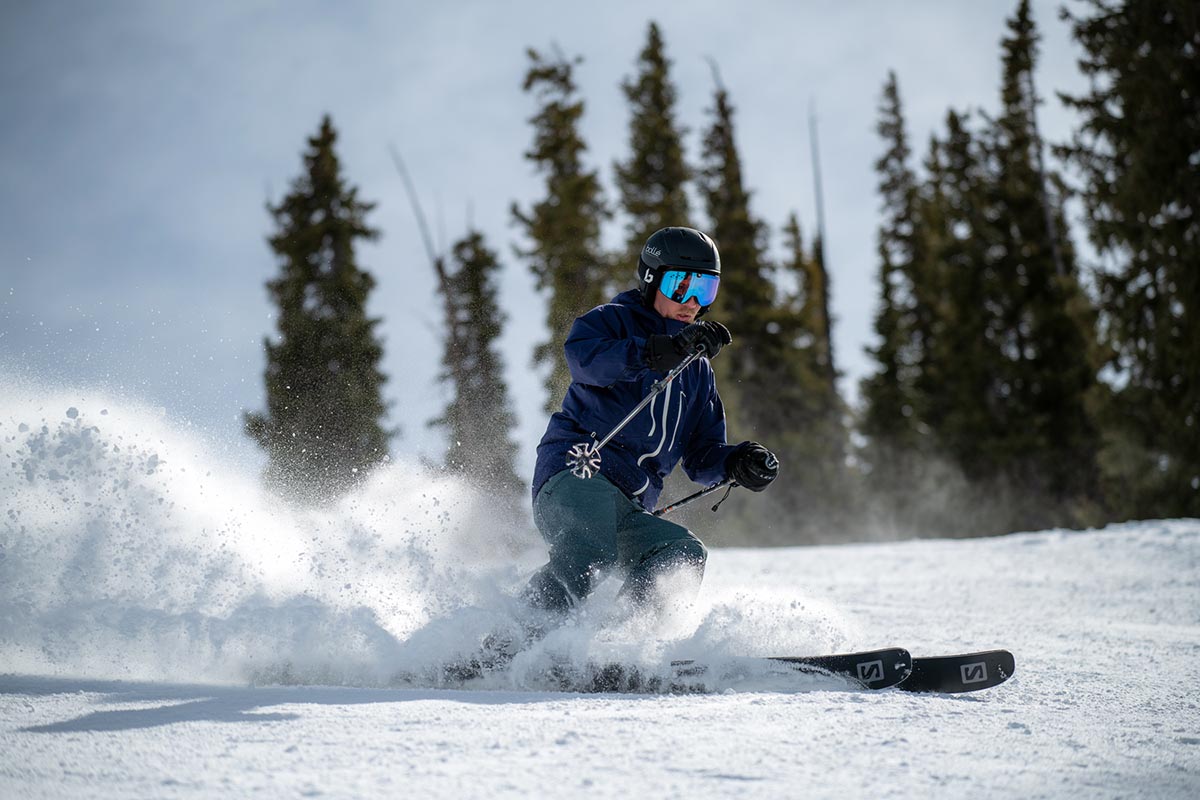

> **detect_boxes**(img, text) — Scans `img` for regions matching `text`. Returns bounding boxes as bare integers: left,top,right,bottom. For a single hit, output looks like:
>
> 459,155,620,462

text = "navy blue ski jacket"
532,290,738,511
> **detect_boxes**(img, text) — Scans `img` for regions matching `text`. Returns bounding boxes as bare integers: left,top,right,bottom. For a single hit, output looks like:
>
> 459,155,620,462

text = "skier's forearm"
683,440,738,486
566,336,650,386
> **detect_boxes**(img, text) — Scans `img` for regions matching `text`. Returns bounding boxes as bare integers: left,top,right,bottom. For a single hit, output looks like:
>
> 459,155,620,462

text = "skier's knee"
522,567,574,614
621,536,706,606
642,536,706,577
526,538,611,610
674,536,707,572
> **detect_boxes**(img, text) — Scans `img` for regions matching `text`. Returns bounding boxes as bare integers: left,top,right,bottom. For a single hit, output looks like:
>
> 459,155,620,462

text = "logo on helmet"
643,246,662,257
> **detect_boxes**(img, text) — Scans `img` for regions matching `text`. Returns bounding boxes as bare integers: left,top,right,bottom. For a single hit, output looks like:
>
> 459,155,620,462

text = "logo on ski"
960,662,988,684
857,660,884,682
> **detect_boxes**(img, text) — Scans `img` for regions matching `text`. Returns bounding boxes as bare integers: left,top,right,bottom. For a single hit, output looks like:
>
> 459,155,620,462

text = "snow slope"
2,390,1198,798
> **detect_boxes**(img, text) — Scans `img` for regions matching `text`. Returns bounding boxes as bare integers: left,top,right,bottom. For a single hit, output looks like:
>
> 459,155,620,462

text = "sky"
0,0,1092,478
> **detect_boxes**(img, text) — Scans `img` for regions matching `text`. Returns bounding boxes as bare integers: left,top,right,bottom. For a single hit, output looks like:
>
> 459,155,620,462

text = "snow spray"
1,377,857,690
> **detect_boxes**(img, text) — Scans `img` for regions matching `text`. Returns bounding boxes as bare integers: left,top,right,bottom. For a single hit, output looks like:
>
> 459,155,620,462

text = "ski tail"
900,649,1015,693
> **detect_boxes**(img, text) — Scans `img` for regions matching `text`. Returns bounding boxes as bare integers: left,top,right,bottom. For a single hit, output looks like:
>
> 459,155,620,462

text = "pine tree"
1059,0,1200,517
920,111,1005,479
512,47,609,414
784,216,839,400
775,215,852,535
858,72,968,537
694,68,851,542
693,68,775,540
697,66,774,434
860,72,927,459
430,230,522,498
982,0,1102,526
798,225,838,394
614,21,691,273
245,116,390,503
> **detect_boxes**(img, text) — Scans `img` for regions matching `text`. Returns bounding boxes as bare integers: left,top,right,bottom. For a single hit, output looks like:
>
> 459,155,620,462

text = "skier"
522,226,780,623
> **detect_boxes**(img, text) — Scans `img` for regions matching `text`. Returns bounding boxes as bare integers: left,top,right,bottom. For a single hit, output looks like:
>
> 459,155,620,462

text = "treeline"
244,0,1198,544
860,0,1198,537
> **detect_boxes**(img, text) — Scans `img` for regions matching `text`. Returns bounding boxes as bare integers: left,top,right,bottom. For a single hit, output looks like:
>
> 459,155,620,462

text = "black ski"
667,647,914,691
556,647,910,694
900,649,1015,693
420,646,1013,695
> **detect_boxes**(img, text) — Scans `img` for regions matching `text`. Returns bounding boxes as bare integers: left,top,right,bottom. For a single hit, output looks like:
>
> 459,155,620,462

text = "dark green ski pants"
523,470,707,614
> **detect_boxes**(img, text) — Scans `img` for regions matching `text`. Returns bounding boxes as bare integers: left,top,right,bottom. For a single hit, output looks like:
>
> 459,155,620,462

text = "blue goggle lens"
659,270,720,307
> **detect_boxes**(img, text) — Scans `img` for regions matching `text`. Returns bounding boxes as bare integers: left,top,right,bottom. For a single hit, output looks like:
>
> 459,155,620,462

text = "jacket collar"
612,289,688,333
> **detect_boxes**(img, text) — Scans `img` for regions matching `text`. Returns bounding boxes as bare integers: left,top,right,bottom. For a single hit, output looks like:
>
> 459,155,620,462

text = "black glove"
676,320,732,359
645,321,733,372
726,442,779,492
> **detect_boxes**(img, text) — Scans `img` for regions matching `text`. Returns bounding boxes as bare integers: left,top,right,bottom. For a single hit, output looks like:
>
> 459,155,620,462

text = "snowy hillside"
2,391,1198,798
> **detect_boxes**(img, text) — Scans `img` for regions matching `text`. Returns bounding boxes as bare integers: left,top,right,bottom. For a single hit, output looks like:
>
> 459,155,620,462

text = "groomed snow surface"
2,389,1198,798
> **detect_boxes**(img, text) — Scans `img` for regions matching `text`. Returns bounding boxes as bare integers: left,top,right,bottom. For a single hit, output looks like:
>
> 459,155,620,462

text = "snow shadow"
22,696,300,733
3,675,665,734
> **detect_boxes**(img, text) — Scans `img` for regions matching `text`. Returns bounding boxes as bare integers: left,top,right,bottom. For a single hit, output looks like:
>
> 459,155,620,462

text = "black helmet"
636,227,721,308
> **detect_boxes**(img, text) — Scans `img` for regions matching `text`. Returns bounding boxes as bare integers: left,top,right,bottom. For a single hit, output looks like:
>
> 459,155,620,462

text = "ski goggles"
658,269,720,307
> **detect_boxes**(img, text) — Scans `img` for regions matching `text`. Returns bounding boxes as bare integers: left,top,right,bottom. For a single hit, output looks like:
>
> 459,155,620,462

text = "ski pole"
565,347,707,479
653,478,737,517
